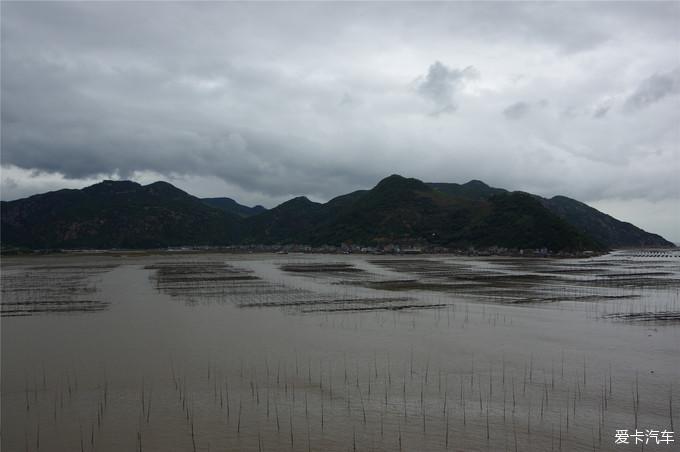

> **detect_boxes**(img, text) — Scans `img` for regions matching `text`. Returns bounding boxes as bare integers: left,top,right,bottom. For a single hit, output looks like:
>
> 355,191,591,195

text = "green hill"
242,175,604,251
243,196,326,244
1,180,241,249
429,180,506,200
1,175,672,251
201,197,266,218
427,181,673,248
540,195,673,248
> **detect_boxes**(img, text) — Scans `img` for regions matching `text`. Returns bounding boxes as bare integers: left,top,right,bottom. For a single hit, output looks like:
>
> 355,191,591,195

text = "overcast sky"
1,2,679,241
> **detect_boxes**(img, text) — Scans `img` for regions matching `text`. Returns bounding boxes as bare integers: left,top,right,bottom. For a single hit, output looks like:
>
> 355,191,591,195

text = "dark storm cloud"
623,68,680,113
415,62,478,115
503,100,550,120
503,102,532,120
593,103,612,119
1,2,679,240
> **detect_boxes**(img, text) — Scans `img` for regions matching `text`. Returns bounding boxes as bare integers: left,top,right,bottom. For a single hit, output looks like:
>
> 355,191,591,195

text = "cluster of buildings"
162,243,596,257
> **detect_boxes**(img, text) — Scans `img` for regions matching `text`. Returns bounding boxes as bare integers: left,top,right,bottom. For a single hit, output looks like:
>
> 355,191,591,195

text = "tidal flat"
1,250,679,451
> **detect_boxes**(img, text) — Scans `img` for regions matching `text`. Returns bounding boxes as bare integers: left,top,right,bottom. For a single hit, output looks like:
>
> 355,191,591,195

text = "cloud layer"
2,2,679,240
416,62,478,115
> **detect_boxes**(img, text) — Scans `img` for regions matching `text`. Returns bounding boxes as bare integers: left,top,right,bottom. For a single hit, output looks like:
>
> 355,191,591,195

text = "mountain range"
1,175,673,251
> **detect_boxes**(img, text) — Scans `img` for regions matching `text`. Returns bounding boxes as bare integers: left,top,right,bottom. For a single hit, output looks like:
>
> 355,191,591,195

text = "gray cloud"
593,103,612,119
415,62,478,115
623,68,680,112
503,102,532,120
503,100,549,120
1,2,679,241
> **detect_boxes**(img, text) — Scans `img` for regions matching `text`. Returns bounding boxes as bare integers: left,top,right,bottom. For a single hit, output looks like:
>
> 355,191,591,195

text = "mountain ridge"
1,180,242,249
201,197,266,218
1,175,673,251
425,181,673,248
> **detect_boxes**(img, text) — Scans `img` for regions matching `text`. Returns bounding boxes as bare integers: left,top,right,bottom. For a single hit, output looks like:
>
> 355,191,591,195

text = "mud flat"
1,250,678,451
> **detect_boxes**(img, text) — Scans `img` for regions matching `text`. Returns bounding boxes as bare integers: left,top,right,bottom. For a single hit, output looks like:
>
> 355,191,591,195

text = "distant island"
1,174,673,253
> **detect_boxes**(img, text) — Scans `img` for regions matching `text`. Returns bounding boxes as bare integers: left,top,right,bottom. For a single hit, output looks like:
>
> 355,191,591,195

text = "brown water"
2,250,679,451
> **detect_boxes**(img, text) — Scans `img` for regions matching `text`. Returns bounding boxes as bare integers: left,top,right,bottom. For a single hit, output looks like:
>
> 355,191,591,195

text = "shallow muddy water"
2,250,679,451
